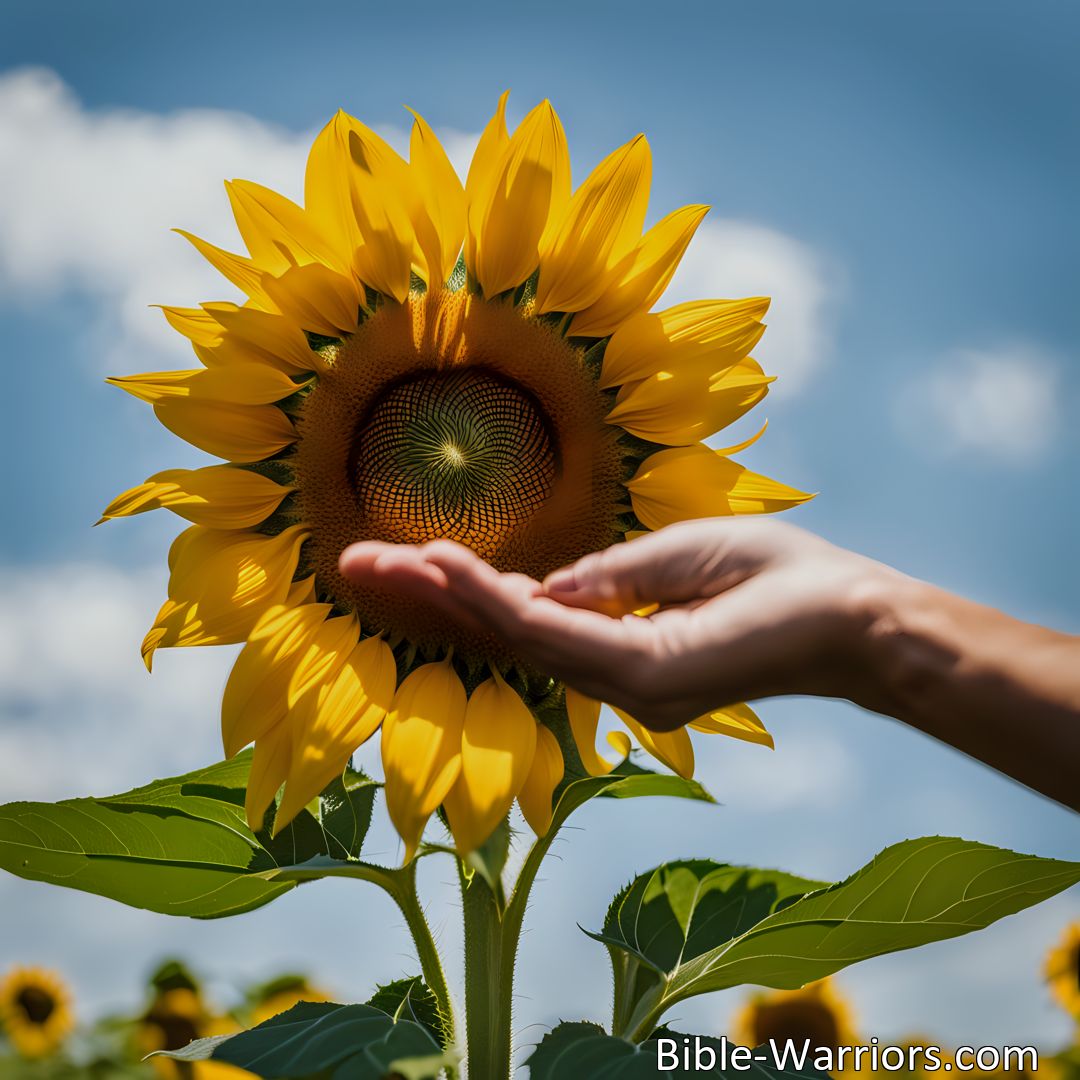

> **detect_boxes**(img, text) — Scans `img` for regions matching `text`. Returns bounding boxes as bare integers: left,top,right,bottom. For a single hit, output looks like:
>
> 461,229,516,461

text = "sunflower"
102,95,810,858
1047,922,1080,1021
139,987,249,1080
731,978,857,1053
247,975,330,1027
0,966,75,1059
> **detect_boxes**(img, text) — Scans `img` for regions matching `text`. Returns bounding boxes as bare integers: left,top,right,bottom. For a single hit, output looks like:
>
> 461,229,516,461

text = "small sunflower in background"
731,977,857,1054
138,962,247,1080
103,94,809,859
246,974,329,1026
1047,922,1080,1021
0,965,75,1059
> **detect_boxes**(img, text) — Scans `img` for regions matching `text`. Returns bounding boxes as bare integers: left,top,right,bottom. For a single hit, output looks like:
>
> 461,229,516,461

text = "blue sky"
1,0,1078,1061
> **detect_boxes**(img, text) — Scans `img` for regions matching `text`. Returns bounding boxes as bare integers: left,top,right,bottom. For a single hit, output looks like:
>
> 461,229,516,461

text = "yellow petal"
107,364,302,406
565,687,620,776
612,707,695,778
286,614,359,708
346,123,418,303
305,112,364,271
175,229,274,308
714,419,769,458
442,673,537,854
275,635,397,831
226,179,347,275
601,297,770,388
517,724,564,837
408,109,466,288
606,357,773,445
153,399,296,462
246,720,293,831
199,303,322,374
381,659,466,861
143,524,309,667
569,205,709,338
689,703,774,749
259,261,362,338
535,134,652,315
156,306,223,348
99,465,292,528
464,92,510,274
472,100,570,298
627,444,814,531
221,602,333,757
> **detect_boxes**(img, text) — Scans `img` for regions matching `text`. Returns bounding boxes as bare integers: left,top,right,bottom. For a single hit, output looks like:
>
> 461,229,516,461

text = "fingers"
341,540,660,700
541,518,779,614
338,541,484,631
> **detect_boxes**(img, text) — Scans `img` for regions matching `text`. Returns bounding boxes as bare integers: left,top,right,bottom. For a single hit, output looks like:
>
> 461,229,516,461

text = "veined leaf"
526,1021,828,1079
366,975,447,1048
592,862,824,1038
0,752,377,918
593,838,1080,1040
156,1001,457,1079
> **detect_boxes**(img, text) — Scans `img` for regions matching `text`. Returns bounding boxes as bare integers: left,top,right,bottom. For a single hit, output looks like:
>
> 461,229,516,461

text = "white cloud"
0,68,828,390
899,344,1063,462
0,67,476,372
0,561,236,801
664,219,839,391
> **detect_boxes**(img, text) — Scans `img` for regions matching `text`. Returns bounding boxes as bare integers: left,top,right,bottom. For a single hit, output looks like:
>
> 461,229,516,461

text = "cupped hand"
338,519,893,730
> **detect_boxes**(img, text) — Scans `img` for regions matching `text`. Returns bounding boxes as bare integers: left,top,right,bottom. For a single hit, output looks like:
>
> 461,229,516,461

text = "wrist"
842,566,945,721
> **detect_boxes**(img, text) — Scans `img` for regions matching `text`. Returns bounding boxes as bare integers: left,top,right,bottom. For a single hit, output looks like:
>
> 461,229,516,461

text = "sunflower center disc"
350,369,556,557
16,987,55,1024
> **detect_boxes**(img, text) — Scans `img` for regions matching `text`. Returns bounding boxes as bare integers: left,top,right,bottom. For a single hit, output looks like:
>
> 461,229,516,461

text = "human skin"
339,519,1080,812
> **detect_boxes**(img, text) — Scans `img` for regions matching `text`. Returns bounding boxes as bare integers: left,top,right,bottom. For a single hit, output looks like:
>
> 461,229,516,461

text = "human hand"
339,519,895,730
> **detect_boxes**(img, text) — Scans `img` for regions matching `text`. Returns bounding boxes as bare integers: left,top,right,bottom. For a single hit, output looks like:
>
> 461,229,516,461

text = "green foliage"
0,752,377,918
593,837,1080,1039
526,1022,828,1079
366,976,447,1048
155,1001,457,1079
589,862,825,1037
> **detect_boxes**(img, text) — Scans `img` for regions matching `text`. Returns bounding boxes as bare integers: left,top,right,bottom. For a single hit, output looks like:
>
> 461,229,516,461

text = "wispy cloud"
897,344,1064,462
0,67,476,371
0,561,235,801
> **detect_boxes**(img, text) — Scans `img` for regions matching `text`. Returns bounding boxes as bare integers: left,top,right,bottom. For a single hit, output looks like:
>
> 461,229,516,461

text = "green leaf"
595,837,1080,1040
526,1022,828,1079
593,862,824,1038
0,752,378,918
366,975,447,1048
156,1001,458,1079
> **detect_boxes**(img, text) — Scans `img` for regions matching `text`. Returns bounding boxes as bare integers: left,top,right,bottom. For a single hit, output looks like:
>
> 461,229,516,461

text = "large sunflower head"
0,966,75,1059
103,96,810,859
731,978,857,1053
1046,922,1080,1020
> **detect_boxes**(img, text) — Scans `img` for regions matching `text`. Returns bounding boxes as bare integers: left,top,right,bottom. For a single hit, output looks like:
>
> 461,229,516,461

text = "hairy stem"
462,866,513,1080
382,861,457,1049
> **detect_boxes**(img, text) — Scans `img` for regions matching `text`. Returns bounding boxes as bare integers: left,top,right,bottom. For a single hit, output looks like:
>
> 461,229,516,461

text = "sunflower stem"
382,861,457,1052
461,863,514,1080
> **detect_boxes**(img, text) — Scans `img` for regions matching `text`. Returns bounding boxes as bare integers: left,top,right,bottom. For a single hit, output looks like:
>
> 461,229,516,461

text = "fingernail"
543,568,577,594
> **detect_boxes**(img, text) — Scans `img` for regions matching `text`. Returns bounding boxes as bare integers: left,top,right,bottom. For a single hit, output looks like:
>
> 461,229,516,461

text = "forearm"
853,573,1080,810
